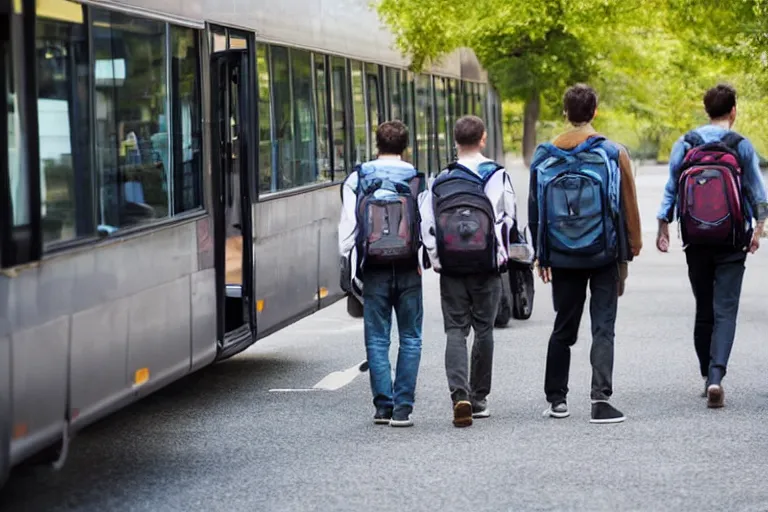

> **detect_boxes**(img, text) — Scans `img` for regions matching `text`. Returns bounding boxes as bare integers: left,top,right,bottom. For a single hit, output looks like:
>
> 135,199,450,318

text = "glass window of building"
350,60,366,165
170,26,202,214
388,68,402,122
365,63,381,158
414,74,430,174
330,56,348,177
269,45,293,191
290,48,317,188
256,44,272,194
314,54,331,182
446,78,459,159
91,9,169,233
36,0,92,244
434,77,448,167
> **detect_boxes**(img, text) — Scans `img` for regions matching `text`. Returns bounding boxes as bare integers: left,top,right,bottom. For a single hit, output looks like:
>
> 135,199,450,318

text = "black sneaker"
590,401,626,424
472,400,490,419
373,407,393,425
390,408,413,427
543,400,569,418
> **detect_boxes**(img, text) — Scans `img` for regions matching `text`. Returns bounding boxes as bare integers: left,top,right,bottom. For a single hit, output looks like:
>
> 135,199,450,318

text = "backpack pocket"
544,172,607,256
361,195,417,263
679,166,742,246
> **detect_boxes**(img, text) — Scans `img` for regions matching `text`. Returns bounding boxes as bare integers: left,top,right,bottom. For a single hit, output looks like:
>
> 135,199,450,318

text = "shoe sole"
374,419,391,425
389,419,413,427
590,416,626,424
707,386,724,408
453,401,473,427
472,410,490,419
547,410,570,419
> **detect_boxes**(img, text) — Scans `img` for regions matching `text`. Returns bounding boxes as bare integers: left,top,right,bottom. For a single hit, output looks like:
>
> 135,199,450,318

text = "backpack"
352,162,425,266
533,136,622,269
431,161,504,275
677,131,749,248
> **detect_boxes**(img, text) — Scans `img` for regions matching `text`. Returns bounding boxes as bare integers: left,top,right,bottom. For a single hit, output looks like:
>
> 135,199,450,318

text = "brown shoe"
707,384,725,408
453,400,473,427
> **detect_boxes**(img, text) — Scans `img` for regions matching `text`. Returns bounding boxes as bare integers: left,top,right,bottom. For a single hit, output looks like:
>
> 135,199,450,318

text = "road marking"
269,360,368,392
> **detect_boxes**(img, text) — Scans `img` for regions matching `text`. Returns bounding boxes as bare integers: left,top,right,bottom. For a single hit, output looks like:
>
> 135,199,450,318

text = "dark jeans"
545,264,619,403
440,273,502,405
685,246,747,386
362,267,423,414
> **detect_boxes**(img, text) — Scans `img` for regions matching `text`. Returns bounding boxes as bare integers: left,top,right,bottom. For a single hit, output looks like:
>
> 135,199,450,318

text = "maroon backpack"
677,131,749,248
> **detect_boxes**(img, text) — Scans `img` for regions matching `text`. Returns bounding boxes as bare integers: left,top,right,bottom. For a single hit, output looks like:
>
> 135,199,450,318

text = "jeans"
362,267,423,414
440,273,502,405
545,264,619,403
685,247,746,386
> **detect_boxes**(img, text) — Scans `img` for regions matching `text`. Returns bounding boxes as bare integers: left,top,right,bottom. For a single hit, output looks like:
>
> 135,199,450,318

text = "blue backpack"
351,161,425,266
432,161,504,275
532,136,622,269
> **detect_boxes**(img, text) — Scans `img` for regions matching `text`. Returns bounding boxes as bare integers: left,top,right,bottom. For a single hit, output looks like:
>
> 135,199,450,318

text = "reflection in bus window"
7,20,28,227
91,9,169,232
314,55,331,182
365,63,380,159
170,26,202,214
291,49,318,188
36,0,92,244
330,56,348,177
270,45,293,191
350,60,366,165
388,68,402,123
256,45,272,194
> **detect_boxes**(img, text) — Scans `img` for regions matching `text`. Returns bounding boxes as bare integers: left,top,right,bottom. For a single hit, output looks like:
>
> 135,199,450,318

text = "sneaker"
472,400,490,419
707,384,724,408
543,401,570,418
590,401,626,424
453,400,473,427
373,407,393,425
390,408,414,427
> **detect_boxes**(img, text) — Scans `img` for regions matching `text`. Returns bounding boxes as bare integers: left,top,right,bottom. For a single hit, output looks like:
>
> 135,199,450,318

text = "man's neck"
457,146,483,159
710,118,731,130
377,154,402,160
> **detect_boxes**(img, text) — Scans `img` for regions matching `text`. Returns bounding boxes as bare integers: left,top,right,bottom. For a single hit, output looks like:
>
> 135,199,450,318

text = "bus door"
211,47,256,355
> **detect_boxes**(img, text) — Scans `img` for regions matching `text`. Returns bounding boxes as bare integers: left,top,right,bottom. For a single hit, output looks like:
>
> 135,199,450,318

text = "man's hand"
749,221,764,254
656,220,670,253
534,260,552,284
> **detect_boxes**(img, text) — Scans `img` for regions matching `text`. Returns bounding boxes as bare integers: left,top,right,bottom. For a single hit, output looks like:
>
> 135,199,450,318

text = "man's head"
454,115,487,151
376,120,409,156
563,84,598,125
704,84,737,126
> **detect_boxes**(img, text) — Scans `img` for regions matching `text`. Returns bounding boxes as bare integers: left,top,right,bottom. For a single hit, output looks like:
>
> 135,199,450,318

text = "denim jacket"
657,124,768,224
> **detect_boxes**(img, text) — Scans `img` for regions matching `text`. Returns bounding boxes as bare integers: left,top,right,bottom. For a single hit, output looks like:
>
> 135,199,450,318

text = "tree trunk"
522,91,540,167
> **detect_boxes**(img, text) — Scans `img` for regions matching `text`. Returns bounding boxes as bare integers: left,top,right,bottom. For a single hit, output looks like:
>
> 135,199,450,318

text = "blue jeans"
362,267,423,414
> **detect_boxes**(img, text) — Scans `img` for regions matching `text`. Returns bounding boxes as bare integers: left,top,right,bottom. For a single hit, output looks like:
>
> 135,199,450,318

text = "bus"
0,0,506,485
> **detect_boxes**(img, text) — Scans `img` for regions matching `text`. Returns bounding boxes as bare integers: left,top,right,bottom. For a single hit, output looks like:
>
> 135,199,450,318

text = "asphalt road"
2,164,768,512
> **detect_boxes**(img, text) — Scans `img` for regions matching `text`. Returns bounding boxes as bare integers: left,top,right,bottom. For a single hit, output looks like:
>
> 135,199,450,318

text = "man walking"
656,83,767,408
529,84,642,424
421,115,517,427
338,120,426,427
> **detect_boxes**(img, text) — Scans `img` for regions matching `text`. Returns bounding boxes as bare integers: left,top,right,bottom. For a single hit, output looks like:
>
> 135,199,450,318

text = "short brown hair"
454,115,485,146
563,84,598,124
704,84,736,119
375,120,409,155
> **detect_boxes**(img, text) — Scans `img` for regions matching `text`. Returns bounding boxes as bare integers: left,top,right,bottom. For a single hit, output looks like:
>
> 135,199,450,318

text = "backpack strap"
444,162,485,183
721,131,744,151
683,131,705,149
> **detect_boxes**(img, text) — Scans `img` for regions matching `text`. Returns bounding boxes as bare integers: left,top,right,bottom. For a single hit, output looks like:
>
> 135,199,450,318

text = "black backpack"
432,161,503,275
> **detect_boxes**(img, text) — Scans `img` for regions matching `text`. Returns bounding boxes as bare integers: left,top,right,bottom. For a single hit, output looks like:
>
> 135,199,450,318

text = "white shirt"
419,153,517,271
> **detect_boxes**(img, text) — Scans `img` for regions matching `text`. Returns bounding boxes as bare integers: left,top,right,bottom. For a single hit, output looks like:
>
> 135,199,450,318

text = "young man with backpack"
338,120,427,427
656,84,767,408
529,84,642,424
420,115,517,428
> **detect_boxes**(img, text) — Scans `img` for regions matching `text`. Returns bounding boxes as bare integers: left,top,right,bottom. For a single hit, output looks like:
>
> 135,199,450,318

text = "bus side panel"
0,335,10,486
126,276,192,392
69,296,129,429
252,193,321,336
316,194,344,309
190,268,217,372
9,316,69,465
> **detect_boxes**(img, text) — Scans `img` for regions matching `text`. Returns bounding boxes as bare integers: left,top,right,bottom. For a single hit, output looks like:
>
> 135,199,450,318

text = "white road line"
269,360,368,393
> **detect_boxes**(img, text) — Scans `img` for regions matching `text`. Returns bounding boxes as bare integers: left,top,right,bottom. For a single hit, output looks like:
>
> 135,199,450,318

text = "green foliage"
376,0,768,160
